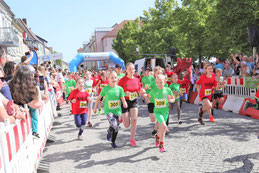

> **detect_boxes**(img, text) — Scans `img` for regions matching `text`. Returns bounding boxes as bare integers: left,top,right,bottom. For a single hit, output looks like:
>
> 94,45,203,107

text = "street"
40,100,259,173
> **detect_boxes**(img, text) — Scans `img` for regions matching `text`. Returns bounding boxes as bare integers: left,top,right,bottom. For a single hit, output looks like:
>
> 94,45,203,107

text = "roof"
16,18,41,42
102,20,143,39
36,35,48,43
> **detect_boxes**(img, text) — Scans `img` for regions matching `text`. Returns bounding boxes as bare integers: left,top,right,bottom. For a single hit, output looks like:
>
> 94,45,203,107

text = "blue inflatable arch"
68,52,125,72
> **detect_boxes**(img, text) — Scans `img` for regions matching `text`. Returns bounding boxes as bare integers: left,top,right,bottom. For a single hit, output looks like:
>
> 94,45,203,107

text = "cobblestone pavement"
41,100,259,173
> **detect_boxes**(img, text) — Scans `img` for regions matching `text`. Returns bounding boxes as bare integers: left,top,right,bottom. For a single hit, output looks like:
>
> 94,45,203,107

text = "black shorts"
213,93,224,100
100,96,104,101
148,103,154,113
121,99,138,113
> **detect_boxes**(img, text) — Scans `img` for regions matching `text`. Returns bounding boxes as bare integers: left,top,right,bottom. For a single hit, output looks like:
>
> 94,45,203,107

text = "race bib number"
108,100,120,109
100,84,107,89
180,88,186,93
218,86,223,91
174,94,180,99
155,99,166,108
68,86,74,92
86,88,92,93
205,89,212,96
129,92,138,101
167,78,172,82
80,101,87,108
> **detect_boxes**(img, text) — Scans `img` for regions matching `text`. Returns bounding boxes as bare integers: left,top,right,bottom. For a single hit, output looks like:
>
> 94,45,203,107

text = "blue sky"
5,0,155,63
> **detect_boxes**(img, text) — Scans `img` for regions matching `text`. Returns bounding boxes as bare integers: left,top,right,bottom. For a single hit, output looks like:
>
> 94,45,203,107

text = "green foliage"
113,0,259,63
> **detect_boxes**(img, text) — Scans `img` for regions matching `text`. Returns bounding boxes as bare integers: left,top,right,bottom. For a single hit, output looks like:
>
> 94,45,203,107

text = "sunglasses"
0,77,5,82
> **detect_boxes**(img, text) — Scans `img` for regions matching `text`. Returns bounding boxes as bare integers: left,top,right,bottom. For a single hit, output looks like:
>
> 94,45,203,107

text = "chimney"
22,18,27,25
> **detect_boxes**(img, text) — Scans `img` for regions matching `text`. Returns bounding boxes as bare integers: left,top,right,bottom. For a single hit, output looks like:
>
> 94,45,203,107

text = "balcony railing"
0,27,19,47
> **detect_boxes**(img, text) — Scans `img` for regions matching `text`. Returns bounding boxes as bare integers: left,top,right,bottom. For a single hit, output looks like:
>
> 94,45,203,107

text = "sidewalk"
41,101,259,173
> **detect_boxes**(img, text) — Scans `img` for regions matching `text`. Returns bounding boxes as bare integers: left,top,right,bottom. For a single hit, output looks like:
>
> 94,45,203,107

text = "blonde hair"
126,62,134,69
156,74,166,80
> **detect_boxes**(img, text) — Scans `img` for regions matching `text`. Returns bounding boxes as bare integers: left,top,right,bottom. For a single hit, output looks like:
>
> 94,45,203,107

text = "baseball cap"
115,64,122,68
145,67,152,71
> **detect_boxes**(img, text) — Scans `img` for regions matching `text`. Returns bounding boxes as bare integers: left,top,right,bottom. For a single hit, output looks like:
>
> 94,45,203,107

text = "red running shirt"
196,74,217,101
178,77,191,94
118,76,141,100
68,89,90,115
98,79,109,95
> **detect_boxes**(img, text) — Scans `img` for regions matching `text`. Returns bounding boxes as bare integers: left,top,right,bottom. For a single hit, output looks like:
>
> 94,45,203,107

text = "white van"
134,56,172,75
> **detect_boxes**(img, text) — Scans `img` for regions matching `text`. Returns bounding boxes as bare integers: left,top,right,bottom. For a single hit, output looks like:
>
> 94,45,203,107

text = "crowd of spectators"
192,52,259,83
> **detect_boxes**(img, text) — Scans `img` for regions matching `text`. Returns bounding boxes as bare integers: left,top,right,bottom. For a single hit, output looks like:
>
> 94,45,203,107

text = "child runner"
118,62,143,147
68,77,91,140
96,72,109,115
212,68,226,115
115,64,125,79
169,74,182,124
196,64,217,125
64,72,76,102
84,70,95,127
93,71,127,148
141,67,154,102
145,74,175,152
146,66,169,137
165,64,175,86
178,69,191,108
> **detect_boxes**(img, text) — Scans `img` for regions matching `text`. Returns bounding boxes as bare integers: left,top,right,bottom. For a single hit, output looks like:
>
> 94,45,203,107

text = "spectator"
214,58,224,71
4,61,16,82
239,61,250,77
223,63,234,77
0,67,12,100
21,51,33,65
9,65,43,109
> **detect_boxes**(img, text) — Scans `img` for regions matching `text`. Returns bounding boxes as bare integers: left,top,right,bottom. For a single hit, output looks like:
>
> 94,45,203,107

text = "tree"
113,19,141,63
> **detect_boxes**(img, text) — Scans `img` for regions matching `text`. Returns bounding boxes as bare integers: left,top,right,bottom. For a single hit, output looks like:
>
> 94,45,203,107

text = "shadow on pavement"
223,152,259,173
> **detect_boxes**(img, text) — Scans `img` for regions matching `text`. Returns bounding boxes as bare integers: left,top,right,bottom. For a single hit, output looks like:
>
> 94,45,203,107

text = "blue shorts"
180,93,188,101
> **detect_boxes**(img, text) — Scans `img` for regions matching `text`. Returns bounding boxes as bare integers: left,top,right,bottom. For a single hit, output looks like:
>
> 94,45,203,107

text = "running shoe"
98,109,101,116
32,132,40,139
159,143,166,152
151,130,157,137
77,135,82,140
257,133,259,139
210,116,215,122
107,130,112,141
129,139,136,147
178,120,182,125
165,131,170,136
87,121,93,127
155,135,159,148
198,118,205,125
111,142,118,149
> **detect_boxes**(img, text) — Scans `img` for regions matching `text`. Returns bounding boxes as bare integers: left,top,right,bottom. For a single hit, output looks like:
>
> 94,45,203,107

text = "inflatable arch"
69,52,125,72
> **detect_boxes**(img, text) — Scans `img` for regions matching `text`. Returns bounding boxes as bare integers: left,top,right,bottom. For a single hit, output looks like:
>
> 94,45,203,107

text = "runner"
93,71,127,148
115,64,125,79
178,69,191,108
68,77,91,140
196,64,217,125
64,72,76,102
146,66,168,136
118,62,143,147
84,70,95,127
169,74,182,124
96,71,109,115
212,68,226,115
145,74,175,152
165,64,175,86
141,67,154,103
